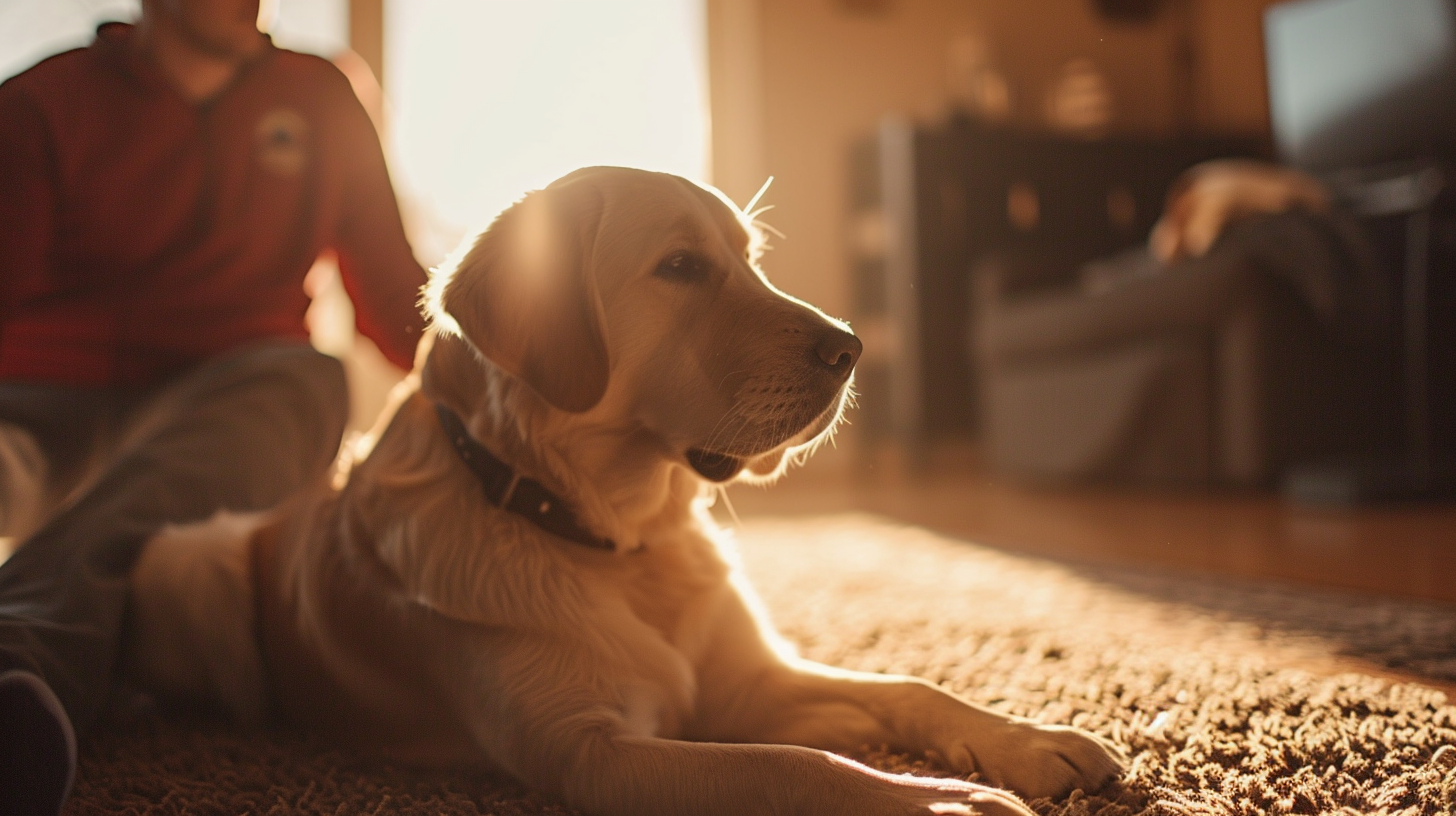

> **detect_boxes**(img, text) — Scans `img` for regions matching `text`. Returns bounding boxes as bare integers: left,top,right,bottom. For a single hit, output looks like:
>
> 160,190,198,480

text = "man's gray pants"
0,341,348,730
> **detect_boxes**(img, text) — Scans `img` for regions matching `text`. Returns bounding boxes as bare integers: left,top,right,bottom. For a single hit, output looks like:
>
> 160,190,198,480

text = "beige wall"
708,0,1281,320
1197,0,1283,134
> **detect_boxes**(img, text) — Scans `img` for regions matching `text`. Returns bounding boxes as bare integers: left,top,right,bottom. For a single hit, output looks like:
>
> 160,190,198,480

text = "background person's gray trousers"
0,341,348,730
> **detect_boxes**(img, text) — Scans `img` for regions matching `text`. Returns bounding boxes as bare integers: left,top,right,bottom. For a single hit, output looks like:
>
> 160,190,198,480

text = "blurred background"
3,0,1453,602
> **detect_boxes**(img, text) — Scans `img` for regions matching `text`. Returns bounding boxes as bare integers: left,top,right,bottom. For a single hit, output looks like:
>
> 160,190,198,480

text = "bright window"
384,0,709,241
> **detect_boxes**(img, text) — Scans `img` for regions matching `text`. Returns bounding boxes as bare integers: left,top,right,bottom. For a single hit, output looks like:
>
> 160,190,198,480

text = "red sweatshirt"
0,23,427,387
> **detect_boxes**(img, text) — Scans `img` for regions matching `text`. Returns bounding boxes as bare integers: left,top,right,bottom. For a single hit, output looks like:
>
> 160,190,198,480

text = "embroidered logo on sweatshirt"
254,109,310,177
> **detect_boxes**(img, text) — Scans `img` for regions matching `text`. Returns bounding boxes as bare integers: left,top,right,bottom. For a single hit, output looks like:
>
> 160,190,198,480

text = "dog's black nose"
814,328,862,378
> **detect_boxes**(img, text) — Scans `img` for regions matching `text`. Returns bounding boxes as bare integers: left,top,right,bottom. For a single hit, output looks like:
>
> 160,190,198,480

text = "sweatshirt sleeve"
325,67,428,371
0,82,58,326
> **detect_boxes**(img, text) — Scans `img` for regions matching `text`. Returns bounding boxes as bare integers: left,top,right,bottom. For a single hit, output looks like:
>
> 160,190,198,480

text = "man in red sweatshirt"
0,1,428,811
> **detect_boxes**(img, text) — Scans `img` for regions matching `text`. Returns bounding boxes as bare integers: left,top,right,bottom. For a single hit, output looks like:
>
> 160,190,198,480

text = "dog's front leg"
502,724,1039,816
460,641,1034,816
699,660,1126,803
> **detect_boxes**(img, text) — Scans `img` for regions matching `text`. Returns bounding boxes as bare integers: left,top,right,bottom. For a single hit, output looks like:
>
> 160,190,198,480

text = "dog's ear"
433,177,609,413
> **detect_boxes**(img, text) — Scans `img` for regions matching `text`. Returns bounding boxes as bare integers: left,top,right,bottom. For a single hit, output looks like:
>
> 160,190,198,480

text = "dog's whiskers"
715,484,742,529
701,399,749,454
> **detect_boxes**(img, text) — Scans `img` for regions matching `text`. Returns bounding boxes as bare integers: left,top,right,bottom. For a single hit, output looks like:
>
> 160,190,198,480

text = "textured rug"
66,514,1456,815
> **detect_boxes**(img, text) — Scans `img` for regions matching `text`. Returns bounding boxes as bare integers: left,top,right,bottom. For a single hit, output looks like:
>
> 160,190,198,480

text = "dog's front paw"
939,722,1126,801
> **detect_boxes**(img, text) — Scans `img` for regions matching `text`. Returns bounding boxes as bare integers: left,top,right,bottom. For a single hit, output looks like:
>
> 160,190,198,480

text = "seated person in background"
0,1,428,812
1079,159,1393,343
975,157,1400,486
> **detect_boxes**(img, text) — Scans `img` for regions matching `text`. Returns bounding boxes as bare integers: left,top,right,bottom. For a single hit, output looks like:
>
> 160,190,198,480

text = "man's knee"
289,351,349,470
262,345,349,430
143,342,350,481
221,343,350,468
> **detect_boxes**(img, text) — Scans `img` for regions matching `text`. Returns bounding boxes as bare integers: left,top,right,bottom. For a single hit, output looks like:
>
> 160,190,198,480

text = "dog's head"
424,166,860,484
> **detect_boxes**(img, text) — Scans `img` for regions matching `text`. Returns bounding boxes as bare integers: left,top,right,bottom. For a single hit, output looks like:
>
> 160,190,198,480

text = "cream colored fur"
126,510,270,725
126,167,1125,816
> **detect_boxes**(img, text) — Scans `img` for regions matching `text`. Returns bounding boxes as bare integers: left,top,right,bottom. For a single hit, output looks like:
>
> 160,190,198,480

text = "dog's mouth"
684,382,854,483
685,448,746,482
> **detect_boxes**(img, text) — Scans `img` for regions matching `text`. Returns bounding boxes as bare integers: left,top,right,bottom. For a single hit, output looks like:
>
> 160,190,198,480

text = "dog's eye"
654,251,709,283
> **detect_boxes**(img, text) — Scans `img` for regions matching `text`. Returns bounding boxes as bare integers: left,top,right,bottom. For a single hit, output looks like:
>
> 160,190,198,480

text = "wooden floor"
723,446,1456,607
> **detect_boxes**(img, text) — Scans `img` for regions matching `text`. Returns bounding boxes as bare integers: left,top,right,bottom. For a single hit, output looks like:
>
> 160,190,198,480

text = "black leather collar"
434,403,616,552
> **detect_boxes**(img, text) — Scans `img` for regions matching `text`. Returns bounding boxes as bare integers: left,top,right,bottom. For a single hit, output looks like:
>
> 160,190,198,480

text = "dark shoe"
0,670,76,815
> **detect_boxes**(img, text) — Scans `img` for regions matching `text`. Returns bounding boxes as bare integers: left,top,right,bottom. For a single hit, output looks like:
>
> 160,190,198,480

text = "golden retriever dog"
1149,159,1330,265
126,167,1125,816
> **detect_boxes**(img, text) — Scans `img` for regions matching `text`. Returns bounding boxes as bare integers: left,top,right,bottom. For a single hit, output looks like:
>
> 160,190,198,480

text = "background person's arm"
327,70,429,373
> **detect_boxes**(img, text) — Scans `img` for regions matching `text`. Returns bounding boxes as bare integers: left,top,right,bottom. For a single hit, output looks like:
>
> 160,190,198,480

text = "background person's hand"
1149,159,1330,265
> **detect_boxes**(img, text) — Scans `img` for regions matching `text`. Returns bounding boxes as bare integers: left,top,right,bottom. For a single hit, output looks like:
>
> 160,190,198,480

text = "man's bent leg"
0,341,348,732
0,384,132,558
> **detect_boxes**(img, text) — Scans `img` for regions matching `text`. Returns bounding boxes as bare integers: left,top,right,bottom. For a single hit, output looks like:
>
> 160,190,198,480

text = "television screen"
1266,0,1456,170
